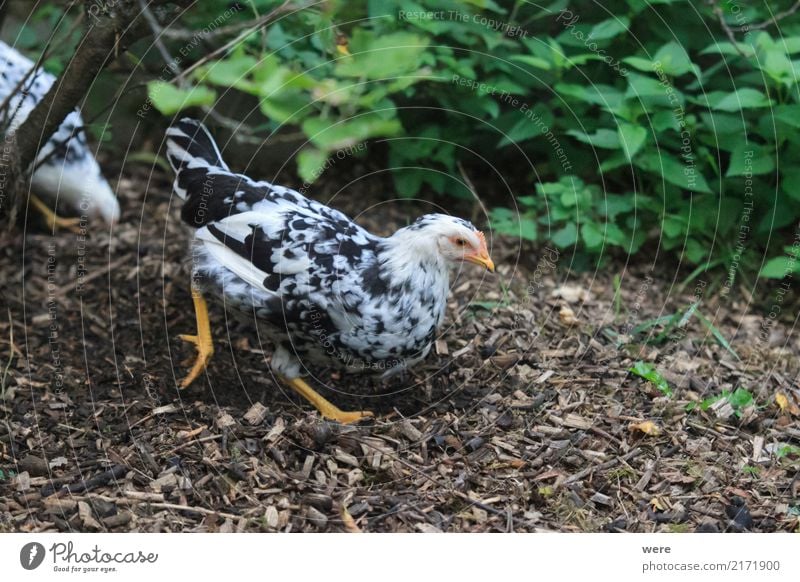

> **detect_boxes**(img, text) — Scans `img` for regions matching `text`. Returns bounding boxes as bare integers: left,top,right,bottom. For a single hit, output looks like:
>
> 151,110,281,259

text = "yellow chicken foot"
29,194,82,233
280,376,373,424
178,288,214,388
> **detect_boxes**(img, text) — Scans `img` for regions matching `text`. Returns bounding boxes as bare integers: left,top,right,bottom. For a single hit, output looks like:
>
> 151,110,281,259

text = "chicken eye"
455,238,467,247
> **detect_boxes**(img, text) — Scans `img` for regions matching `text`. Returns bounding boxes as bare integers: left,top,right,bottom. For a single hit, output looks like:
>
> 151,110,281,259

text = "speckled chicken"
0,41,119,227
166,118,494,423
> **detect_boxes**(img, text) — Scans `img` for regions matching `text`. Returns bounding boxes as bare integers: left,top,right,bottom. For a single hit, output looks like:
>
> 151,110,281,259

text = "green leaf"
497,105,553,147
700,41,754,57
710,88,772,112
336,31,429,79
653,41,700,77
784,36,800,54
776,444,800,459
258,67,315,98
599,153,630,173
728,388,754,409
725,142,775,177
695,310,740,361
651,110,678,132
781,167,800,201
393,169,425,198
489,207,537,241
760,256,800,278
625,73,685,108
698,111,746,134
296,148,327,184
629,361,673,397
199,50,259,90
761,46,794,82
589,16,630,40
604,223,628,247
602,195,635,219
618,123,647,161
555,83,626,113
636,152,713,194
302,113,402,150
622,56,656,72
550,223,578,248
259,93,309,124
581,222,604,248
662,215,687,238
147,82,216,115
510,55,551,70
773,105,800,129
566,128,619,149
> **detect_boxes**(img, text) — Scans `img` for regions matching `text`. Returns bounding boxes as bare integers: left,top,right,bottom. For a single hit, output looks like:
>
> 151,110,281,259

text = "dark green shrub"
18,1,800,281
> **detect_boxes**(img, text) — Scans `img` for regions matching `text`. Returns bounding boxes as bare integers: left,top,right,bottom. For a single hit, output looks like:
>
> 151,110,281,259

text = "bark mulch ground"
1,166,799,532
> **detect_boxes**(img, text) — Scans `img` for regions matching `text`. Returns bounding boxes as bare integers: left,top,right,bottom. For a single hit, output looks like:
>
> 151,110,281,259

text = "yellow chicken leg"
281,376,373,424
29,194,82,233
178,288,214,388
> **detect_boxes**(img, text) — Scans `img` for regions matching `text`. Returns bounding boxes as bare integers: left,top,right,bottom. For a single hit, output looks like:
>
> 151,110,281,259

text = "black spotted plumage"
0,41,119,223
166,118,490,383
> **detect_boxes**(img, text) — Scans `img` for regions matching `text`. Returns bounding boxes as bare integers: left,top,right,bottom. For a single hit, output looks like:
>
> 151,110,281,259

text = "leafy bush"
19,1,800,282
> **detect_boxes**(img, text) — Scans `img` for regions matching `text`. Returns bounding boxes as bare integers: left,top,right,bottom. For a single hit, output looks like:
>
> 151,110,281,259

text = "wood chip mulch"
1,167,799,532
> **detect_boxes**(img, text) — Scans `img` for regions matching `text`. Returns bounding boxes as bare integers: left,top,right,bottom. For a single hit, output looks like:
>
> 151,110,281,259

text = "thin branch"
0,0,187,223
172,0,302,83
0,8,79,131
138,0,180,76
1,309,15,397
159,16,276,41
735,0,800,31
457,161,490,226
706,0,748,57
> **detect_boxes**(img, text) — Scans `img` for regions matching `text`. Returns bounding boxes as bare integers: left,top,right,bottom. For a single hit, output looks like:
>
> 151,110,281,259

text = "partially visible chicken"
0,41,120,228
166,118,494,423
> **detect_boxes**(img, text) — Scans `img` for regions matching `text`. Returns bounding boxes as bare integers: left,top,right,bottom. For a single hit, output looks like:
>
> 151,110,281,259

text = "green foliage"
776,444,800,459
686,387,755,418
629,361,673,397
24,0,800,278
148,82,217,115
741,465,760,476
624,301,738,359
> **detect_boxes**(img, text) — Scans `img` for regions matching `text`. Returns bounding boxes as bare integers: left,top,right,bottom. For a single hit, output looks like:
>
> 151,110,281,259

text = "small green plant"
686,387,755,418
629,302,739,360
741,465,761,476
776,444,800,459
612,274,623,319
629,361,672,397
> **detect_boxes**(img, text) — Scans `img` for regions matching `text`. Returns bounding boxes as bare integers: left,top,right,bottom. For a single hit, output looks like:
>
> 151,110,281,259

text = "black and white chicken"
0,41,120,228
166,119,494,423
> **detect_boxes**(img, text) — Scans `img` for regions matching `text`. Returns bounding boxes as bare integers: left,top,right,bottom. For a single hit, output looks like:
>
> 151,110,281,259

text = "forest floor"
1,164,799,533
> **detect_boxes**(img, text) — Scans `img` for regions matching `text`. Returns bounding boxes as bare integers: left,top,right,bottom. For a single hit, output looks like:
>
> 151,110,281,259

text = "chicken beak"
466,232,495,272
466,252,495,272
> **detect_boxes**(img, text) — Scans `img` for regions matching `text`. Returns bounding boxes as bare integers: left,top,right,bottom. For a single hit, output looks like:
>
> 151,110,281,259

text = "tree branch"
735,1,800,32
0,0,188,224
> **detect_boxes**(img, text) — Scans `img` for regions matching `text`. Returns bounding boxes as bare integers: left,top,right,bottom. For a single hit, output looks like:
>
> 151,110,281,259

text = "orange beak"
465,231,495,272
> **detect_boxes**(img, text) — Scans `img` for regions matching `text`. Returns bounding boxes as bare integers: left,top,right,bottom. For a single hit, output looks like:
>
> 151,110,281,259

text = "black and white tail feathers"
165,118,229,201
165,117,354,229
166,118,263,228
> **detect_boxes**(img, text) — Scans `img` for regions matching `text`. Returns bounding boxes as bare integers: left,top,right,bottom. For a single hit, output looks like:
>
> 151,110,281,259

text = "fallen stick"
42,464,128,497
563,448,643,485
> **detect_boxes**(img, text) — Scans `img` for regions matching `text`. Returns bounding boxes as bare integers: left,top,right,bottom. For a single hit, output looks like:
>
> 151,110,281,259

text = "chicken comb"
476,230,487,247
